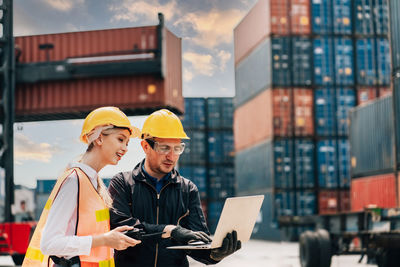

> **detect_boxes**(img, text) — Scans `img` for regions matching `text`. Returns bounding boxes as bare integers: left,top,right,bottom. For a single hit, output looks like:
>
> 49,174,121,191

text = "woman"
22,106,142,267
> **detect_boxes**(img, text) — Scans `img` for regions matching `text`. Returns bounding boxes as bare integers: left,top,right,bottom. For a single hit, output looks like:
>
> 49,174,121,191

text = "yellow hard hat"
141,109,189,139
80,106,140,144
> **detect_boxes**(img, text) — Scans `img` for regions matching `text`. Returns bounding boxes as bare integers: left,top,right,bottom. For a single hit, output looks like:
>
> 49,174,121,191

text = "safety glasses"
145,139,185,155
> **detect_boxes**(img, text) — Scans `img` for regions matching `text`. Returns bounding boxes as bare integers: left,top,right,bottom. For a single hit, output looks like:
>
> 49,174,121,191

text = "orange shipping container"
14,23,183,120
234,0,289,65
318,190,339,215
234,88,314,152
379,87,392,97
351,173,397,212
290,0,311,34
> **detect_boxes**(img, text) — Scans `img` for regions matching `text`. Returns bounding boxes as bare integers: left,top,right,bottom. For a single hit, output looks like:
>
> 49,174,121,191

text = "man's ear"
141,140,149,153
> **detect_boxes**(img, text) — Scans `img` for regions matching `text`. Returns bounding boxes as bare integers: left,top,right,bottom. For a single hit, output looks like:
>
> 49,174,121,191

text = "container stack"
234,0,390,240
180,97,235,232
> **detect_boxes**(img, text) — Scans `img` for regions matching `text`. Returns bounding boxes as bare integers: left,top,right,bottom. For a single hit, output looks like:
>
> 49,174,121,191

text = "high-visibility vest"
22,168,114,267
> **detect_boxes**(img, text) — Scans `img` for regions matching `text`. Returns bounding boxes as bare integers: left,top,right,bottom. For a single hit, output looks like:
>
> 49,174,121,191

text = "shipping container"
208,166,235,200
337,139,351,187
376,38,391,85
389,0,400,72
351,173,397,211
336,88,355,136
35,193,50,221
275,191,296,217
339,190,351,212
355,0,374,35
294,139,315,188
374,0,389,35
234,0,289,65
15,27,183,119
182,98,206,130
207,200,224,233
208,131,234,164
293,89,314,136
356,38,376,85
292,37,312,86
356,87,377,105
290,0,311,34
314,37,334,85
317,139,338,188
36,179,56,194
296,190,317,216
235,139,295,193
318,190,339,214
178,166,207,199
312,0,333,34
334,38,354,85
207,98,233,129
349,95,394,178
180,130,207,164
378,86,392,97
272,89,292,137
394,75,400,167
333,0,352,34
315,89,336,136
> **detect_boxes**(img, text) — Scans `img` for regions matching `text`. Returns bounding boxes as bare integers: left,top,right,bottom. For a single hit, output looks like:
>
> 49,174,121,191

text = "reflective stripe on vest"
22,168,113,267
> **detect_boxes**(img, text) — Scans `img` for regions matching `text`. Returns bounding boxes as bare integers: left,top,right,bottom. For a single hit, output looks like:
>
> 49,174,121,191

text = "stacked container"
234,0,390,240
180,97,234,232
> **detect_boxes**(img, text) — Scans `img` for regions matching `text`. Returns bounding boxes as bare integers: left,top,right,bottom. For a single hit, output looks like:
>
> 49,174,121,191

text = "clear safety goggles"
146,139,185,155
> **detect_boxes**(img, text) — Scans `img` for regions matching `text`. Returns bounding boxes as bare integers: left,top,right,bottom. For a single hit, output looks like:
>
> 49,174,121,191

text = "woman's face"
100,128,131,165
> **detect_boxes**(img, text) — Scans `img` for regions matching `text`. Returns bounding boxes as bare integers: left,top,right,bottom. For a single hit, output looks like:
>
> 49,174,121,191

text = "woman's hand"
93,225,141,250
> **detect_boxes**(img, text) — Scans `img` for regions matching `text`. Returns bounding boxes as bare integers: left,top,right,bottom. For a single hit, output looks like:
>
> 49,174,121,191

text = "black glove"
170,226,212,244
210,230,241,261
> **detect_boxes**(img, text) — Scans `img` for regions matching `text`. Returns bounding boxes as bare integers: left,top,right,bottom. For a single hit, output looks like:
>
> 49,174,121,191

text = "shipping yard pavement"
189,239,374,267
0,240,374,267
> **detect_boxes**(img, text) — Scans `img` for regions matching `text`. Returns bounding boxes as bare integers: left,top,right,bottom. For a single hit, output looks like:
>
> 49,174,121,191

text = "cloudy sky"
12,0,257,188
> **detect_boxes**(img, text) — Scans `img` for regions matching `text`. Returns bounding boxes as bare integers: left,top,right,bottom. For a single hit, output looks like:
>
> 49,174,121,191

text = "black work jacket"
108,160,218,267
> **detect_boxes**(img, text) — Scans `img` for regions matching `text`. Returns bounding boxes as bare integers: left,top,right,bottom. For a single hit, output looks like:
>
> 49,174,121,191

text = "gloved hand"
170,225,212,244
210,230,241,261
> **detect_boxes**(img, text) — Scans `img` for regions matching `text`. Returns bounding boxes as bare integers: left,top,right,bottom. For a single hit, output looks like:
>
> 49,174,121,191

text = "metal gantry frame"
0,0,15,223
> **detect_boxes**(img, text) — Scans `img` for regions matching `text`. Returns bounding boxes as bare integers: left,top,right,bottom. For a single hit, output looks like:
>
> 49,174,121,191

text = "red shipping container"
351,173,397,212
318,190,339,214
14,26,183,119
379,87,392,97
356,87,377,106
273,89,292,136
234,0,289,65
339,190,351,212
293,89,313,136
290,0,311,34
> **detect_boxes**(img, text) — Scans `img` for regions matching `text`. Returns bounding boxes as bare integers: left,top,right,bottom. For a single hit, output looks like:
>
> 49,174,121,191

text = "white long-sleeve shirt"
40,162,99,258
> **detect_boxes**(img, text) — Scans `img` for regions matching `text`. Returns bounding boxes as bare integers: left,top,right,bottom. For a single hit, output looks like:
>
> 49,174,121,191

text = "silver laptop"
167,195,264,250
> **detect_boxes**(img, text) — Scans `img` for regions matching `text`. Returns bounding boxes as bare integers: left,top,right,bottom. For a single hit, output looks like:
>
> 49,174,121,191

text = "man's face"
141,137,182,178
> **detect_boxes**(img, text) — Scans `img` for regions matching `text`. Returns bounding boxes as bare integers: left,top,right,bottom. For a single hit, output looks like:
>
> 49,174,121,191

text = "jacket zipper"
146,181,171,267
177,210,189,225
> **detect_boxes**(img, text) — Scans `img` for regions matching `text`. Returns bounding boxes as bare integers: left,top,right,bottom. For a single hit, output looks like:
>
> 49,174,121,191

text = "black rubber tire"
299,230,319,267
12,254,25,265
316,229,332,267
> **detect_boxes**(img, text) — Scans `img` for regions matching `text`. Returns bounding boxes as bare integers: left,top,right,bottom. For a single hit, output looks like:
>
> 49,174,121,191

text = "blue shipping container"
336,88,355,136
395,77,400,166
275,191,296,217
337,139,351,188
292,37,312,86
333,0,352,34
36,179,56,194
315,89,336,136
178,166,207,199
376,38,391,86
314,37,334,85
221,98,234,128
235,140,274,193
222,131,234,162
208,131,223,163
207,200,224,233
274,140,294,189
206,98,234,129
182,98,206,129
312,0,333,34
350,95,394,177
271,37,291,86
355,0,374,35
180,130,206,164
390,0,400,72
294,140,315,188
296,190,317,216
374,0,389,35
317,139,338,188
334,38,354,85
356,38,376,85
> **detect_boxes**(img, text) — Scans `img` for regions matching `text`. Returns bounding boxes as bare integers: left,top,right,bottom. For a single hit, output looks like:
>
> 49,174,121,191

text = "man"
109,109,240,267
